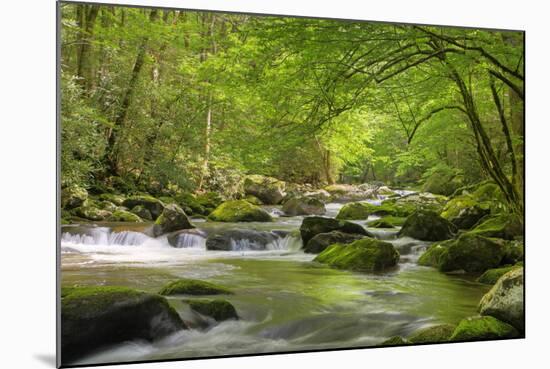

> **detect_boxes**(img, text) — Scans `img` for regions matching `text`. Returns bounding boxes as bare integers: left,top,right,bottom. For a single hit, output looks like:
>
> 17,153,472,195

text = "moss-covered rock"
303,231,366,254
502,240,524,264
389,192,447,214
380,336,410,346
449,316,519,341
398,210,456,241
187,299,238,321
108,209,143,222
469,213,523,240
282,196,326,216
61,185,88,210
335,202,371,220
300,216,372,245
159,279,232,296
61,286,185,364
98,193,125,206
418,233,506,273
244,174,286,205
408,324,456,344
314,238,399,272
479,267,524,331
122,195,165,220
130,205,153,221
73,200,112,221
441,195,490,230
243,195,263,205
477,265,522,285
153,204,194,236
208,200,272,222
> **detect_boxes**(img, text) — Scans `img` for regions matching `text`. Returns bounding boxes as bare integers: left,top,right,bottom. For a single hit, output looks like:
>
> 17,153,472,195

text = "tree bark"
76,5,100,92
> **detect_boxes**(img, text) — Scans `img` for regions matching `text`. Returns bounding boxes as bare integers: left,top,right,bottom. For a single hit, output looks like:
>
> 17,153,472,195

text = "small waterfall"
174,233,206,249
267,234,303,251
61,227,153,247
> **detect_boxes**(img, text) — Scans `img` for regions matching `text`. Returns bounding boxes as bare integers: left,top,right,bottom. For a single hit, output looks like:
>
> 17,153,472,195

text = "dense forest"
60,4,524,215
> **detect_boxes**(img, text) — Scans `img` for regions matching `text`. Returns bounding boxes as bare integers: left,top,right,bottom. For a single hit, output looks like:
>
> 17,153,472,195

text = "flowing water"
61,197,489,365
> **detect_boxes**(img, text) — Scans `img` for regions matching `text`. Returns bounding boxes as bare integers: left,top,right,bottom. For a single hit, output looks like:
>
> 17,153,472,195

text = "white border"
1,0,548,368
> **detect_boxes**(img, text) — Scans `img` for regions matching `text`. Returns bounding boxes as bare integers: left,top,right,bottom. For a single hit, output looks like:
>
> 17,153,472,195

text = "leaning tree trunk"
76,4,100,93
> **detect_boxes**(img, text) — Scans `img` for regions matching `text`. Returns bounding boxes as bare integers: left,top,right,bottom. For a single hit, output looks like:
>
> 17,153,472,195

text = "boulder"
130,205,153,221
449,316,518,341
470,214,523,240
153,204,194,236
300,216,372,245
477,265,522,285
73,200,111,221
380,336,410,346
282,196,326,216
122,195,165,220
108,209,143,222
244,175,286,204
377,186,396,196
187,299,238,321
61,185,88,210
208,200,272,222
61,286,185,364
243,195,263,205
408,324,456,344
98,193,125,206
314,238,399,272
479,267,524,331
335,202,371,220
303,231,366,254
325,184,377,202
159,279,232,295
441,194,490,230
398,210,456,241
418,233,505,273
502,240,524,264
390,192,447,213
206,229,277,251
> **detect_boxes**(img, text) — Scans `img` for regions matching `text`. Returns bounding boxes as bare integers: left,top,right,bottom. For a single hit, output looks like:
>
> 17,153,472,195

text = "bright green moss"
208,200,272,222
450,316,519,341
335,202,372,220
159,279,233,296
477,265,522,285
314,238,399,272
408,324,456,343
109,209,143,222
440,194,478,219
417,241,452,267
469,214,523,240
368,216,406,228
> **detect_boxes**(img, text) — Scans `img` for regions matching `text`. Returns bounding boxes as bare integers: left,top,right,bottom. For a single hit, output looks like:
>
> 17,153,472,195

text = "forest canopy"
60,3,524,214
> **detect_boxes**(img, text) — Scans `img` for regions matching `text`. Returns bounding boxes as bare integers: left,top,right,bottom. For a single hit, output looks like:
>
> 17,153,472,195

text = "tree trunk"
76,5,100,92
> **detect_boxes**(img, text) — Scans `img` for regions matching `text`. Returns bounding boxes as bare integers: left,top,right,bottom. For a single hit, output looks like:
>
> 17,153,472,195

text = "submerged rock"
153,204,194,236
205,229,277,251
449,316,518,341
303,231,366,254
159,279,232,296
122,195,165,220
479,267,524,331
408,324,456,343
398,210,456,241
418,233,505,273
314,238,399,272
469,213,523,240
244,175,286,205
300,216,372,245
208,200,272,222
187,299,238,321
61,286,185,364
282,196,326,216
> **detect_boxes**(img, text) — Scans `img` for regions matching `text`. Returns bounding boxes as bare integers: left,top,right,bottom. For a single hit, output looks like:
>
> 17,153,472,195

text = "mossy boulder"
122,195,165,220
477,265,522,285
208,200,272,222
314,238,399,272
388,192,447,214
130,205,153,221
303,231,366,254
380,336,410,346
469,213,523,240
243,195,263,205
159,279,232,296
282,196,326,216
108,209,143,222
153,204,194,236
408,324,456,344
502,240,524,264
244,174,286,205
335,202,371,220
187,299,238,321
61,286,185,364
96,200,118,213
479,267,524,331
73,200,112,221
205,229,277,251
419,233,505,273
449,316,518,341
300,216,372,245
398,210,456,241
441,195,490,230
367,216,406,229
98,193,125,206
61,185,88,210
